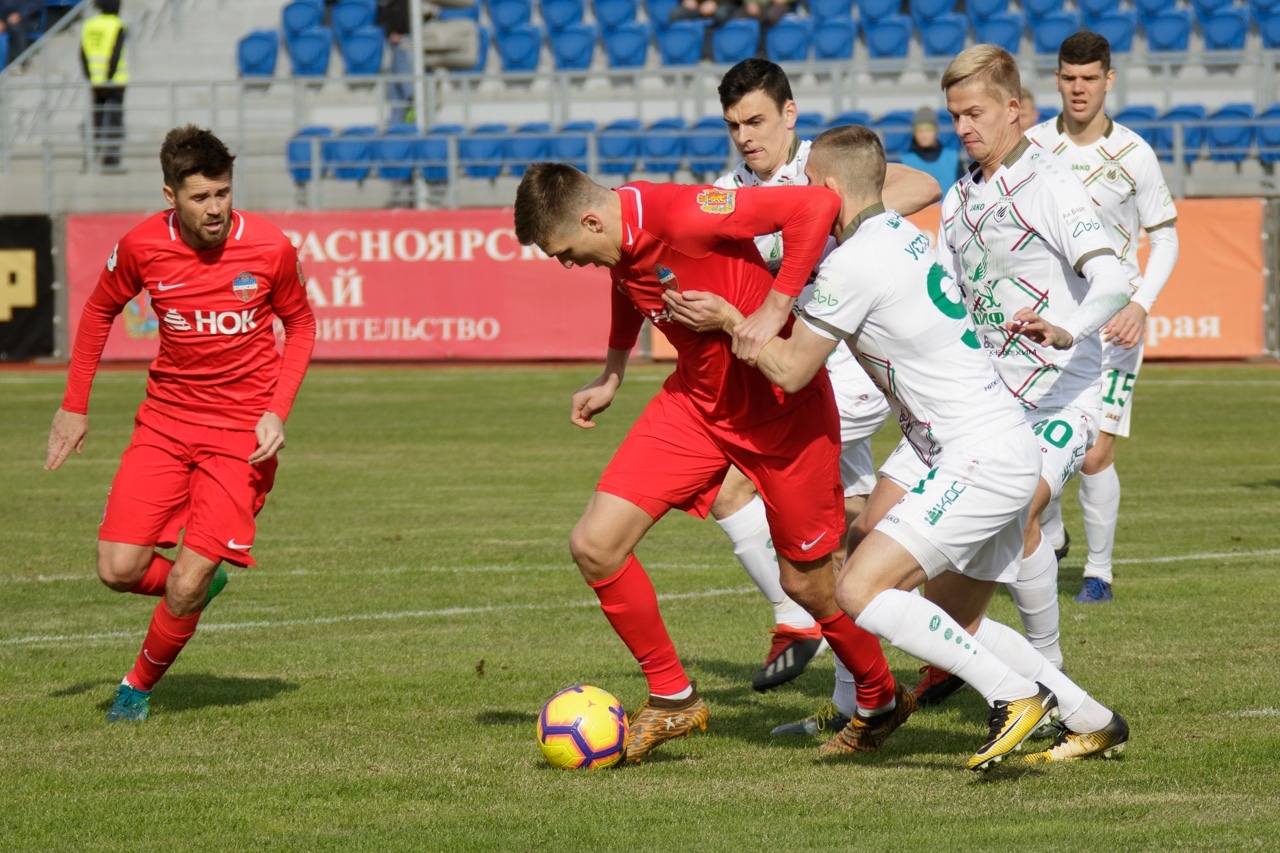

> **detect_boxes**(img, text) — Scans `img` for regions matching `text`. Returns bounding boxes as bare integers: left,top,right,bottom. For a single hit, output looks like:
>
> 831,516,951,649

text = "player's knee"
568,524,621,582
709,476,756,519
96,551,145,591
832,570,866,619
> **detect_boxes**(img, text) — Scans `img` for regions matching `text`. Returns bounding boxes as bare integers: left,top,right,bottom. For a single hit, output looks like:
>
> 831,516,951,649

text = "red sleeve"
266,243,316,421
606,280,644,352
646,184,840,298
61,240,143,414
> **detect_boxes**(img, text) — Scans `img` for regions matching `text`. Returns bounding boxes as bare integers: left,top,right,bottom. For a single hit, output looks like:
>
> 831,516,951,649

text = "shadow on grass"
477,710,539,726
84,674,297,714
1241,479,1280,490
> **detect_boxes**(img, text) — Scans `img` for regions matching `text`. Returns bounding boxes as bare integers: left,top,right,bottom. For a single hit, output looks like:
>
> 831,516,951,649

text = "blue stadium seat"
812,17,855,59
795,112,826,141
507,122,553,176
374,125,420,182
339,26,385,75
1207,103,1255,163
858,0,900,23
542,0,585,31
935,107,959,147
496,24,543,71
596,0,639,30
460,123,509,179
1191,0,1234,21
1021,0,1062,21
440,4,482,20
1145,9,1192,51
1077,0,1112,24
831,109,872,128
1153,104,1207,163
646,0,680,30
874,109,914,156
1031,11,1079,54
965,0,1008,21
1254,0,1280,24
598,118,642,174
921,13,968,57
1256,102,1280,164
332,1,375,41
551,119,596,172
0,33,8,70
809,0,852,21
324,126,377,182
974,12,1022,53
909,0,955,25
686,115,729,175
1132,0,1176,21
642,117,686,174
550,23,597,69
421,124,463,183
1201,8,1249,51
712,18,759,64
1092,11,1136,53
864,14,911,58
765,16,812,62
463,26,491,72
657,20,708,65
287,27,333,77
283,1,322,39
1261,10,1280,49
603,22,651,67
490,0,533,31
287,126,333,184
1113,105,1159,146
238,30,280,79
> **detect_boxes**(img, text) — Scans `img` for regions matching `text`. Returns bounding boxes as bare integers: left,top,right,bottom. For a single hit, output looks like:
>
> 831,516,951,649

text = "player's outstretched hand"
662,289,732,333
45,408,89,471
733,294,791,365
250,412,286,464
1006,307,1074,350
571,375,619,429
1102,302,1146,350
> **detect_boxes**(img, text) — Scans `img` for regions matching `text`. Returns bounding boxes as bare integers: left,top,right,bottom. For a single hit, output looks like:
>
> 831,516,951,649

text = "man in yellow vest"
80,0,128,170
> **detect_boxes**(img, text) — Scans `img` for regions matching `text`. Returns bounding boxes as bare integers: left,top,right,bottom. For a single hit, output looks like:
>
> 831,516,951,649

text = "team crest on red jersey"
696,188,735,214
232,271,258,303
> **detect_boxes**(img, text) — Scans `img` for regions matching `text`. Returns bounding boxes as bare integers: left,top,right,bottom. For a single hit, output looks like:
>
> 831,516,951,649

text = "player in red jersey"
513,164,911,762
44,125,316,724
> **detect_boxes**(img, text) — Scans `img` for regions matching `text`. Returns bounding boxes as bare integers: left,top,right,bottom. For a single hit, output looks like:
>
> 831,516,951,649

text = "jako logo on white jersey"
163,309,260,335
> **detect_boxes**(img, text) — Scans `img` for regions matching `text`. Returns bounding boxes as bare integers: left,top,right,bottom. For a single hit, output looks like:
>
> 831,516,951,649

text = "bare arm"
883,163,943,216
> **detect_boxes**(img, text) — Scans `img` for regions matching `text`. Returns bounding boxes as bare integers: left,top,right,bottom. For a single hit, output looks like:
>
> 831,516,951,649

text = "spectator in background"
1020,87,1039,131
671,0,741,59
0,0,43,65
378,0,413,125
900,106,961,193
79,0,127,170
742,0,794,51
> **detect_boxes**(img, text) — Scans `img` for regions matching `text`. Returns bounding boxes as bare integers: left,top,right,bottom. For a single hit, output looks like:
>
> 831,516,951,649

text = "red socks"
588,554,689,697
127,553,175,597
816,610,896,710
126,599,202,692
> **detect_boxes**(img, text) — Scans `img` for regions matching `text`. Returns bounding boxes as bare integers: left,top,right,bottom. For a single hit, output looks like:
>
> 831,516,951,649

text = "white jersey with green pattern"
937,138,1119,412
1026,116,1178,290
801,207,1025,466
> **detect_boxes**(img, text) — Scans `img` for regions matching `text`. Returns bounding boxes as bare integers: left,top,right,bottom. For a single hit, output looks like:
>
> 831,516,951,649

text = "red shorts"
99,407,277,567
597,383,843,561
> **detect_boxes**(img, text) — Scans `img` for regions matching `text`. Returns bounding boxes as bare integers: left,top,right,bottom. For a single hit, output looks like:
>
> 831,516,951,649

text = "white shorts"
1098,337,1144,438
830,345,888,497
875,426,1041,583
1028,404,1098,500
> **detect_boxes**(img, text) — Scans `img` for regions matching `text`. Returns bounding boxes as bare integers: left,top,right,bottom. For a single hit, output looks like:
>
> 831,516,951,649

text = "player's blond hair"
513,163,612,247
808,125,886,196
941,44,1021,104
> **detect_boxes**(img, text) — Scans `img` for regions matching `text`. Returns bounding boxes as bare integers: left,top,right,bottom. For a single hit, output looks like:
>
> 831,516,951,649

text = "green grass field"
2,362,1279,850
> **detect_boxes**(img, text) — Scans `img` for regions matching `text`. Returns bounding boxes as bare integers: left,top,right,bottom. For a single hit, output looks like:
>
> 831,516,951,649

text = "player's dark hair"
513,162,609,247
718,58,793,112
1059,31,1111,73
809,125,887,195
159,124,235,190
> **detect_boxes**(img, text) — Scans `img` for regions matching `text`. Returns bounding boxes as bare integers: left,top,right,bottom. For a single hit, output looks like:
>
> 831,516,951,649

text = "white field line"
0,586,754,647
1230,708,1280,718
7,547,1279,587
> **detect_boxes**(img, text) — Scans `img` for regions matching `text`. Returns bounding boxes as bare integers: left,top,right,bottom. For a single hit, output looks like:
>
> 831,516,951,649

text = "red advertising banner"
65,209,612,361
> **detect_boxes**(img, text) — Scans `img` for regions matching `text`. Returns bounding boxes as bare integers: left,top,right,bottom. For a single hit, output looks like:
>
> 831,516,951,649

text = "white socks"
1079,465,1121,584
856,589,1035,705
974,617,1114,734
831,656,857,718
1039,496,1066,551
715,497,815,630
1008,534,1063,669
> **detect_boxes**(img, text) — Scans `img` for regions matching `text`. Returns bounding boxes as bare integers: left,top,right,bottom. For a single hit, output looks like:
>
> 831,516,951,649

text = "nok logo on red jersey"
696,188,735,215
233,271,259,303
